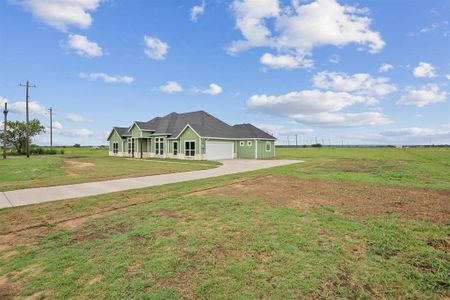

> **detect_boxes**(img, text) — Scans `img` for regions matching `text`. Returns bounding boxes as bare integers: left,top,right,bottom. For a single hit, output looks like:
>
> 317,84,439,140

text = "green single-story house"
107,111,276,160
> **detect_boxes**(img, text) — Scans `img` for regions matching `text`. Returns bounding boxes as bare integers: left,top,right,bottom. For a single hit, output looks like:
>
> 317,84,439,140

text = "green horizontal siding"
236,140,256,159
257,140,275,158
108,130,125,153
179,127,200,156
130,124,152,138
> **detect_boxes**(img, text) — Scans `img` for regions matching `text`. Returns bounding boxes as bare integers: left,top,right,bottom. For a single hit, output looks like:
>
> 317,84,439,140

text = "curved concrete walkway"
0,159,300,209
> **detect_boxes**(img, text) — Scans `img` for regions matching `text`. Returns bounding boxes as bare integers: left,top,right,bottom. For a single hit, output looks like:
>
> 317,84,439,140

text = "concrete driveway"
0,159,300,209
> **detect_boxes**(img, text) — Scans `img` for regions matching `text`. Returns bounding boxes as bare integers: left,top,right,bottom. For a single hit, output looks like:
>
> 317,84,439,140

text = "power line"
19,81,36,158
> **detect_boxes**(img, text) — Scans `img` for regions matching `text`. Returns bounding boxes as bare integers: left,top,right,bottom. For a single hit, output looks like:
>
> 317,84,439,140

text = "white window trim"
127,138,134,154
239,141,245,146
112,142,119,154
247,141,252,146
265,141,271,152
184,140,196,157
155,137,165,155
173,141,178,155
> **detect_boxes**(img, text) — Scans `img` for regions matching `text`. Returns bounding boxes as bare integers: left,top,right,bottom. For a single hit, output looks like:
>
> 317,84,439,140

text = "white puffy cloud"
413,62,437,78
144,35,169,60
65,34,103,58
260,53,313,69
79,72,134,84
9,101,47,117
52,121,64,130
408,21,449,37
246,89,391,127
397,84,448,107
380,127,450,138
255,123,314,136
229,0,384,68
190,1,205,22
0,96,8,107
193,83,223,95
228,0,280,54
291,112,391,127
159,81,183,94
445,74,450,80
15,0,101,31
312,71,396,96
59,128,95,137
378,127,450,144
379,63,393,73
328,54,340,64
65,113,91,123
47,121,95,138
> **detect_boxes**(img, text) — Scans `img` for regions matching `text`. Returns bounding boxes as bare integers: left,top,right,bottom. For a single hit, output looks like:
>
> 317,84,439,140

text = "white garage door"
206,141,234,160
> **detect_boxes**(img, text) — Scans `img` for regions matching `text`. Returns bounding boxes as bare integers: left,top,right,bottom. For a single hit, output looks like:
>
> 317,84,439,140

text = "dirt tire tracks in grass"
0,175,271,235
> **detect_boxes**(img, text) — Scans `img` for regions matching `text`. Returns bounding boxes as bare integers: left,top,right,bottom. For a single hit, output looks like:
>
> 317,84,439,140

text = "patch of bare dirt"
87,275,102,286
0,265,42,300
69,221,132,244
190,175,450,224
0,190,170,235
0,233,35,252
155,210,185,219
64,160,95,176
305,158,401,174
0,275,15,300
65,160,95,169
56,214,102,231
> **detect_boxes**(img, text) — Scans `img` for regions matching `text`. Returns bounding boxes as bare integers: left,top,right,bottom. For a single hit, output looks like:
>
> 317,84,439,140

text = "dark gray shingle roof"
232,124,276,139
113,127,131,138
119,111,276,140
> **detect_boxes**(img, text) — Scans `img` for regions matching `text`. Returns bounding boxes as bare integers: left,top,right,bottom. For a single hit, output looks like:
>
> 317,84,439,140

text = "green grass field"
0,147,449,299
0,148,220,191
275,147,450,189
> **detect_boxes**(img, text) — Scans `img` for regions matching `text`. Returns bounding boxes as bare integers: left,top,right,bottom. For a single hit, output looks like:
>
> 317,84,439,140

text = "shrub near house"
107,111,276,160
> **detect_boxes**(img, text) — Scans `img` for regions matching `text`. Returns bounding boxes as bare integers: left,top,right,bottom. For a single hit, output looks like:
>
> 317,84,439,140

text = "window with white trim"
173,141,178,156
112,142,119,154
265,141,271,152
128,139,134,154
247,141,252,146
185,141,195,157
239,141,244,146
155,137,164,155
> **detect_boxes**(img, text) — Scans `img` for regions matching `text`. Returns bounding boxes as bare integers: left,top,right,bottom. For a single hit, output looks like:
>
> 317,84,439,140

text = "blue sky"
0,0,449,146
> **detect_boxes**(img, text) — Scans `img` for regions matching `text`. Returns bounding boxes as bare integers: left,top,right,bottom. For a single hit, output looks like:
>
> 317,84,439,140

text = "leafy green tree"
0,119,45,154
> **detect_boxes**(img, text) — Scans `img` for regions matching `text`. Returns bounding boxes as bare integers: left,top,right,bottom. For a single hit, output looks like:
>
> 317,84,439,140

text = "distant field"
275,147,450,190
0,148,219,191
0,147,448,299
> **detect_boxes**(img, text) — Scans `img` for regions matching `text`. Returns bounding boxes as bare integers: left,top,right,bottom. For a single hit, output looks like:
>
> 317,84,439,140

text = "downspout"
255,139,258,159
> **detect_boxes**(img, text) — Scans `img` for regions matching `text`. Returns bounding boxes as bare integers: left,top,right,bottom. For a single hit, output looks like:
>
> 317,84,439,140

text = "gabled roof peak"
113,111,276,140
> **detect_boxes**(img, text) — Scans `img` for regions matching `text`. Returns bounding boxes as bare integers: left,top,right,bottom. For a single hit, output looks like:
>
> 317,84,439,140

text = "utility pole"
48,107,53,151
19,81,36,158
3,102,7,159
295,134,298,148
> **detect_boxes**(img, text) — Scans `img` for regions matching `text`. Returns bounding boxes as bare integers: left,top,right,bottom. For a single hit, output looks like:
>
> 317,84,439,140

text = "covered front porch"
129,137,152,158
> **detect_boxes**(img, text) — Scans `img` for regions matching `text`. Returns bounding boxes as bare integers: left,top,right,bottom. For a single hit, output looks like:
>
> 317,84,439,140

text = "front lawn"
0,148,448,299
0,149,220,191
